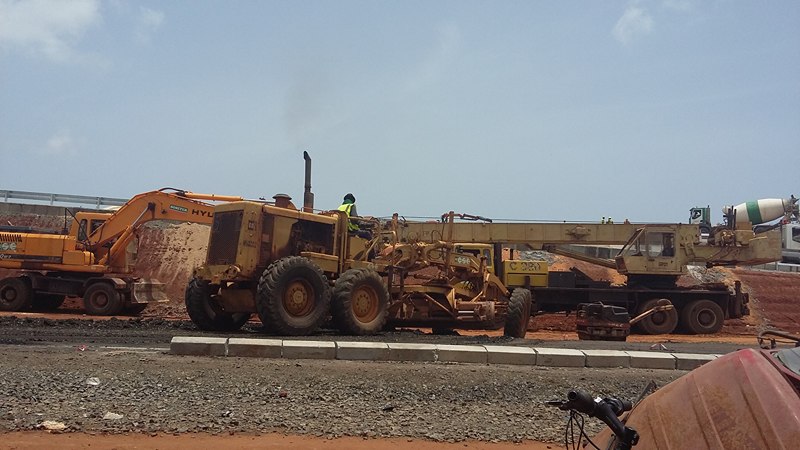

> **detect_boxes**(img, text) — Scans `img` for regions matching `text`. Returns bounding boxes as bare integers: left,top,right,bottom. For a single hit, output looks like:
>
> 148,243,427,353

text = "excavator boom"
87,188,244,250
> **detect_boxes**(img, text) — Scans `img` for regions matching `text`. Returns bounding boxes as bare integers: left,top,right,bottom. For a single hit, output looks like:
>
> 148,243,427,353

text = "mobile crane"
0,188,244,315
397,214,781,334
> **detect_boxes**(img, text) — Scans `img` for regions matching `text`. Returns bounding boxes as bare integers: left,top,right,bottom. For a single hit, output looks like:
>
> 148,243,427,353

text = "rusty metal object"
592,348,800,449
576,303,631,341
629,299,674,326
576,300,675,341
758,329,800,349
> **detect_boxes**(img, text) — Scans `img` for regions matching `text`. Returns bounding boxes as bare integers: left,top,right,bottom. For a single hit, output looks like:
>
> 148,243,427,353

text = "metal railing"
0,190,127,208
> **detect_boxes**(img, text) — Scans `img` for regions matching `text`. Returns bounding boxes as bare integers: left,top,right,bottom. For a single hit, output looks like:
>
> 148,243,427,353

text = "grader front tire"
332,268,389,335
504,288,532,338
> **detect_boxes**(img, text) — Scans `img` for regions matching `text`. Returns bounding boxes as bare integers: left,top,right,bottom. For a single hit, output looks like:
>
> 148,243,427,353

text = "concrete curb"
169,336,719,371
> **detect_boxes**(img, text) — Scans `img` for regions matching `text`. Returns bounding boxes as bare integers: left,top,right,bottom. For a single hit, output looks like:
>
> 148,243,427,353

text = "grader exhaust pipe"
303,151,314,213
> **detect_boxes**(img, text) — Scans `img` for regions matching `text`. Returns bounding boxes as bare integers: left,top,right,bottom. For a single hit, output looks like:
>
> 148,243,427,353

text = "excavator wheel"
635,298,678,335
680,299,724,335
332,268,389,335
504,288,533,338
257,256,331,336
83,282,124,316
185,278,251,331
0,277,33,312
32,294,66,311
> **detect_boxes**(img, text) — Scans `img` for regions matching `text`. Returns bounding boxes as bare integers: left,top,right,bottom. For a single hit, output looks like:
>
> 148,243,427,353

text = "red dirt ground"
1,432,555,450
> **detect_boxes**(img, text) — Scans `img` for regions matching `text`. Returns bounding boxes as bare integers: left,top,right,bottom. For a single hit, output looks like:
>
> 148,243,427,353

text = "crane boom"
399,219,642,249
398,212,782,274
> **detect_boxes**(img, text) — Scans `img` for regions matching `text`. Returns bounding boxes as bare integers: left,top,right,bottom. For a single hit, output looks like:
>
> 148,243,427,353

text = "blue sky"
1,0,798,223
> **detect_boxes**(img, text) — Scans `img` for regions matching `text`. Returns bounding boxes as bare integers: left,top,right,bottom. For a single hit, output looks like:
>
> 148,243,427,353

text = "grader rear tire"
504,288,532,338
185,278,250,331
332,268,389,335
257,256,331,336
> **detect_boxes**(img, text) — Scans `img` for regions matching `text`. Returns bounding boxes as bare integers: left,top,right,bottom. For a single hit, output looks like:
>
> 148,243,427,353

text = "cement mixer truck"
690,196,800,264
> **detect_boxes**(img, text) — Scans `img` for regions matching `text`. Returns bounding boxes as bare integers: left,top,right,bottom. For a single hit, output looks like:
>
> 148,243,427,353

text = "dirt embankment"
135,223,210,306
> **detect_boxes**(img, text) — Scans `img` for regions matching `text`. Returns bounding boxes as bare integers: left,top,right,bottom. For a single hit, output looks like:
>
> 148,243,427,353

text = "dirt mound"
732,269,800,334
134,222,210,311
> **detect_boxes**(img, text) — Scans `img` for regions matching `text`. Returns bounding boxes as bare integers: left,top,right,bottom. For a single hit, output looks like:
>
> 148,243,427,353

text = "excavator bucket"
131,279,169,304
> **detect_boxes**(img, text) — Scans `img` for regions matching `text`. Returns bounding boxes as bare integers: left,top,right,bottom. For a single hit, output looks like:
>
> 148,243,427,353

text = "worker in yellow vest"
338,193,372,239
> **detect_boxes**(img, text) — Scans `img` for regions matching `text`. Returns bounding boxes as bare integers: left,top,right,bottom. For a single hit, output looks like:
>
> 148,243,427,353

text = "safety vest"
337,203,359,232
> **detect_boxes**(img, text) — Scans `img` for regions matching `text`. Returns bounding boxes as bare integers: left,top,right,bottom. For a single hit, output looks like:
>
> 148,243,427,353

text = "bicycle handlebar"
548,390,639,450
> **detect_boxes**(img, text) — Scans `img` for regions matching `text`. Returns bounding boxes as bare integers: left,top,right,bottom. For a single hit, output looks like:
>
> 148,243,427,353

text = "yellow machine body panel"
198,201,341,285
502,259,549,288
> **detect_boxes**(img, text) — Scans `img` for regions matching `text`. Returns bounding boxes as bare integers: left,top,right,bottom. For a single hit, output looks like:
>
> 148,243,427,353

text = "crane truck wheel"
0,277,34,311
185,278,251,331
83,283,124,315
680,300,724,335
504,288,532,338
634,298,678,335
332,268,389,335
257,256,331,336
32,294,66,311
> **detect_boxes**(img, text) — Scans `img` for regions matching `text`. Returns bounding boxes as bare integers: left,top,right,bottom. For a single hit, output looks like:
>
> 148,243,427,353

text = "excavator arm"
87,188,244,270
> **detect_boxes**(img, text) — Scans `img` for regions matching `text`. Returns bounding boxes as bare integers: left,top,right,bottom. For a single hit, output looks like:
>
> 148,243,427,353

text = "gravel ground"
0,344,683,443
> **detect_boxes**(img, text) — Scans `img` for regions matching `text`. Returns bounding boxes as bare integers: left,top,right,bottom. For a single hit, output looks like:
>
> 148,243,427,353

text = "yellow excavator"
0,188,244,315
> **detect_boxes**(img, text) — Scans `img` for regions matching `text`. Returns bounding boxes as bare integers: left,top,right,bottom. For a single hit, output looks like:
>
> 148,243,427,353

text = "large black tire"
504,288,532,338
185,278,251,331
0,277,33,311
332,268,389,335
257,256,331,336
635,298,678,335
83,283,124,316
680,300,724,335
32,294,66,311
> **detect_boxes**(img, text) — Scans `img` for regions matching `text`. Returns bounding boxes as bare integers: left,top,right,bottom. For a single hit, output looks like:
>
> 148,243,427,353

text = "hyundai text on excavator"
185,153,782,337
0,188,244,315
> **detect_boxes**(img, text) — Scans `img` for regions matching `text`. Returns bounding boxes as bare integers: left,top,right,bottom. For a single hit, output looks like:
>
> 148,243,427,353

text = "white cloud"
41,129,80,156
0,0,101,62
613,5,654,45
136,6,165,44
